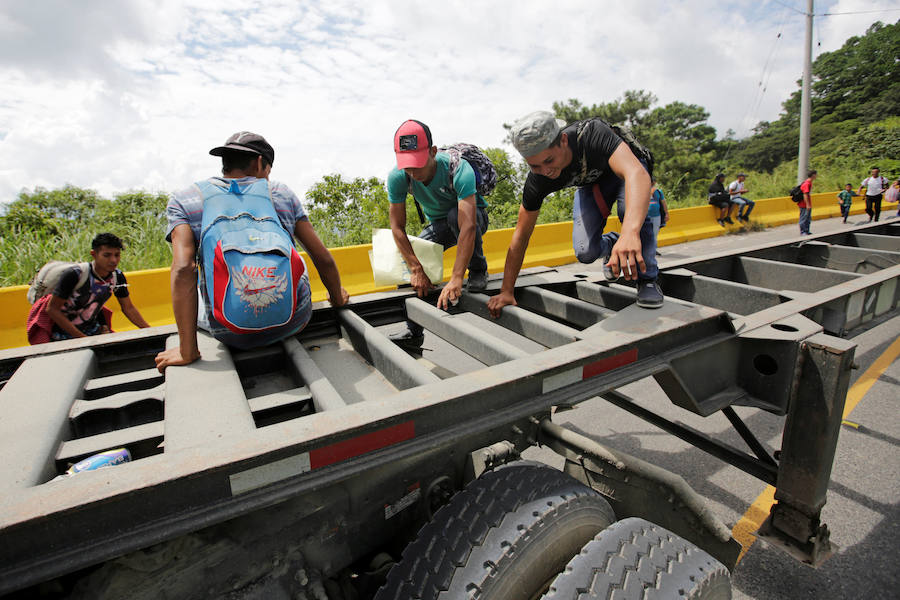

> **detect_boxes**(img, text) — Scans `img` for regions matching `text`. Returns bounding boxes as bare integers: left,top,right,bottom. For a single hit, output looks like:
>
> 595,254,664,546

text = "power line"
819,8,900,16
771,0,807,15
769,2,900,18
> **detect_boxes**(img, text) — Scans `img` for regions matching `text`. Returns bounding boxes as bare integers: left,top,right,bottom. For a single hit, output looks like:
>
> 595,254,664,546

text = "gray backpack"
27,261,91,304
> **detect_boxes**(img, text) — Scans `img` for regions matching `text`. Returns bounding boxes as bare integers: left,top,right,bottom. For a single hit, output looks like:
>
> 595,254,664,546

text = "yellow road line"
731,333,900,563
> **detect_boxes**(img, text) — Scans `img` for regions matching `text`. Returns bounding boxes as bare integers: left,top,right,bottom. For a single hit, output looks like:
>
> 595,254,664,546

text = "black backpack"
576,118,655,178
789,185,804,203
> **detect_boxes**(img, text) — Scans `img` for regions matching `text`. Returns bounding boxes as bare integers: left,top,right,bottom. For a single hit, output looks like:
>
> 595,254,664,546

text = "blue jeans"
197,278,312,350
406,205,489,337
572,170,658,282
798,207,812,234
418,205,489,275
730,196,755,218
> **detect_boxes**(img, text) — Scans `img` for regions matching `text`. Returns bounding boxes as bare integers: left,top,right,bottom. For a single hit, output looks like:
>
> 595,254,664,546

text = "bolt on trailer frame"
0,222,896,595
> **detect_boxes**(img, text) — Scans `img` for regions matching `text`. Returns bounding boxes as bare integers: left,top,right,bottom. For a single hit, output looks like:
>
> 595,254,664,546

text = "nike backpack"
197,179,308,335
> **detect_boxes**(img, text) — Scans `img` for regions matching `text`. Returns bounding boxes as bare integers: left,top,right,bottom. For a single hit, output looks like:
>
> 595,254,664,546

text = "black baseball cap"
210,131,275,165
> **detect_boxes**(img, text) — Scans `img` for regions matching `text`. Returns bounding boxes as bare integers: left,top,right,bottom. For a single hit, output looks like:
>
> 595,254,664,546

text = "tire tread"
543,517,731,600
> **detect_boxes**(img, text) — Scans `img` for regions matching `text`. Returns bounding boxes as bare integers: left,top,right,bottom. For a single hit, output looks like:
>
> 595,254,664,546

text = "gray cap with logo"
510,111,568,158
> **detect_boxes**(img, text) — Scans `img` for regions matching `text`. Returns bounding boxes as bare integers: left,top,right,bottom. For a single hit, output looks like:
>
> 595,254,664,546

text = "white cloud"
0,0,896,205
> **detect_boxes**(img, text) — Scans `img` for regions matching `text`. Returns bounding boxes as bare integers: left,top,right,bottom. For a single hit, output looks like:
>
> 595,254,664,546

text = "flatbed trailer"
0,222,898,599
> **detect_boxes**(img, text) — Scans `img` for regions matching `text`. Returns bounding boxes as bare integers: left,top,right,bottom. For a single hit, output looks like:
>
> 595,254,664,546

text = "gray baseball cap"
510,111,567,158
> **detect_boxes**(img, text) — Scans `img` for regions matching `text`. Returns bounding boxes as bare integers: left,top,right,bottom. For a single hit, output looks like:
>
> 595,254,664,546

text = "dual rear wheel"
376,461,731,600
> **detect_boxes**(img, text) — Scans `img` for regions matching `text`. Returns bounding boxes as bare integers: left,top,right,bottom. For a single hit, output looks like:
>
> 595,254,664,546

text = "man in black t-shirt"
708,173,735,227
488,111,662,317
45,233,150,340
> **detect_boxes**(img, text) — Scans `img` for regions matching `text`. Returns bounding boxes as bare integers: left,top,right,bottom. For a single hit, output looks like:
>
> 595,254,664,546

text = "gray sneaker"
601,255,620,281
467,271,488,292
636,280,664,309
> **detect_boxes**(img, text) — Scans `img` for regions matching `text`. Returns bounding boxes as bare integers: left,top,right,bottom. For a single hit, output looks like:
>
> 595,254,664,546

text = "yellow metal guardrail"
1,192,893,350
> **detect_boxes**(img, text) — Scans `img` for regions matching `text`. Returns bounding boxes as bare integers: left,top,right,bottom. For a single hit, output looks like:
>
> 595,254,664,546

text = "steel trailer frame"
0,222,897,595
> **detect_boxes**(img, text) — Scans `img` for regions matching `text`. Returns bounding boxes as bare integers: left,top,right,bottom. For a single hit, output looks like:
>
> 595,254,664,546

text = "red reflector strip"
309,421,415,470
582,349,638,379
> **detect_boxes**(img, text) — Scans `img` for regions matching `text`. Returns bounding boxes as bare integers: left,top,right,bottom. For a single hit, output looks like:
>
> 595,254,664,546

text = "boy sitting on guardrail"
27,233,150,344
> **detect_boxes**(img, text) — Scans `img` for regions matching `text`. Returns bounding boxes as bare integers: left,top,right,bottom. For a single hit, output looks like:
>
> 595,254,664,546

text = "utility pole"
797,0,813,183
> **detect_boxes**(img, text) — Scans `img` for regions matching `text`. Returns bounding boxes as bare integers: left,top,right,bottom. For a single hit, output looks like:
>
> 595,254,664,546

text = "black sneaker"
717,219,725,227
466,271,488,293
388,329,425,351
724,217,734,225
636,280,664,309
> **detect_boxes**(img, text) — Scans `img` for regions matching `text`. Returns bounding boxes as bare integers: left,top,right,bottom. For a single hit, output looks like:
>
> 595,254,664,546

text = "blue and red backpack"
197,179,308,335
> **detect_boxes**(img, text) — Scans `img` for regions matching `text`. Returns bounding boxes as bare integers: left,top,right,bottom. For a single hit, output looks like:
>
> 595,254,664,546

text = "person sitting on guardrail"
488,111,662,316
155,132,349,372
28,233,150,344
728,173,755,222
708,173,735,227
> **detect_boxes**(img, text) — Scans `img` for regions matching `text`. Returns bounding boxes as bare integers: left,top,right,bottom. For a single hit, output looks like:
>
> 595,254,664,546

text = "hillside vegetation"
1,20,897,286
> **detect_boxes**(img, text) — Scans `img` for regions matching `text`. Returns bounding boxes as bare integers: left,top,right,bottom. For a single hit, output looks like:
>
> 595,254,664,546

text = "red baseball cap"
394,120,433,169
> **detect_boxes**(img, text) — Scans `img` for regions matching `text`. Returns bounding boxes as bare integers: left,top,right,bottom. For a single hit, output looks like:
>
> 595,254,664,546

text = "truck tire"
542,517,732,600
375,460,616,600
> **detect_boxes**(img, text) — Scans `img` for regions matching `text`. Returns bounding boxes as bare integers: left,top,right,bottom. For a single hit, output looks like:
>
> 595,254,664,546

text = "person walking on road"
858,166,889,223
886,179,900,216
798,169,817,235
837,183,856,224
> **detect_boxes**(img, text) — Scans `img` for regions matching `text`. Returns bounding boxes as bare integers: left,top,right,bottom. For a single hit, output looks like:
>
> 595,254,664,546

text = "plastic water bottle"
66,448,132,475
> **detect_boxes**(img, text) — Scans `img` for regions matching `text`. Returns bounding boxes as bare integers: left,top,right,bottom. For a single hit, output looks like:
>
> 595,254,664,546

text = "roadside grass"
0,214,171,287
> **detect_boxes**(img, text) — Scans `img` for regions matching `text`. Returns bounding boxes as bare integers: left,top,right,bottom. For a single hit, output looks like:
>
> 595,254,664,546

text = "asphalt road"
518,213,900,599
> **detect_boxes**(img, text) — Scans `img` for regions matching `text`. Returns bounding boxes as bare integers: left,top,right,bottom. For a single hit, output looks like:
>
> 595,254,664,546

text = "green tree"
550,92,721,204
483,147,525,228
552,91,656,128
736,20,900,172
1,185,102,236
304,174,422,247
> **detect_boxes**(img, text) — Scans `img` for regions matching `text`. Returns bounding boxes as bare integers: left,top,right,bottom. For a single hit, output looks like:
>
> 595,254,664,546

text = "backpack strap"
405,173,428,225
76,262,92,290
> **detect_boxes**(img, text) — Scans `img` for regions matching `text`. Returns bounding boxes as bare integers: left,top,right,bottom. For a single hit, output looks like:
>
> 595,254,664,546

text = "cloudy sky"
1,0,897,204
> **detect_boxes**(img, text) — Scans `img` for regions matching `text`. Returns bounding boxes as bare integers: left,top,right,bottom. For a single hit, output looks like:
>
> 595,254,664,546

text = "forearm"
391,226,424,272
499,242,527,294
123,305,150,328
451,224,475,282
171,265,199,356
46,307,85,338
311,252,344,301
622,176,651,235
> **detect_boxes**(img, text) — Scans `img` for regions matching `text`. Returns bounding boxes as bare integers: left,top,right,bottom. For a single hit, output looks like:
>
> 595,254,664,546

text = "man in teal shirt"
387,119,489,348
